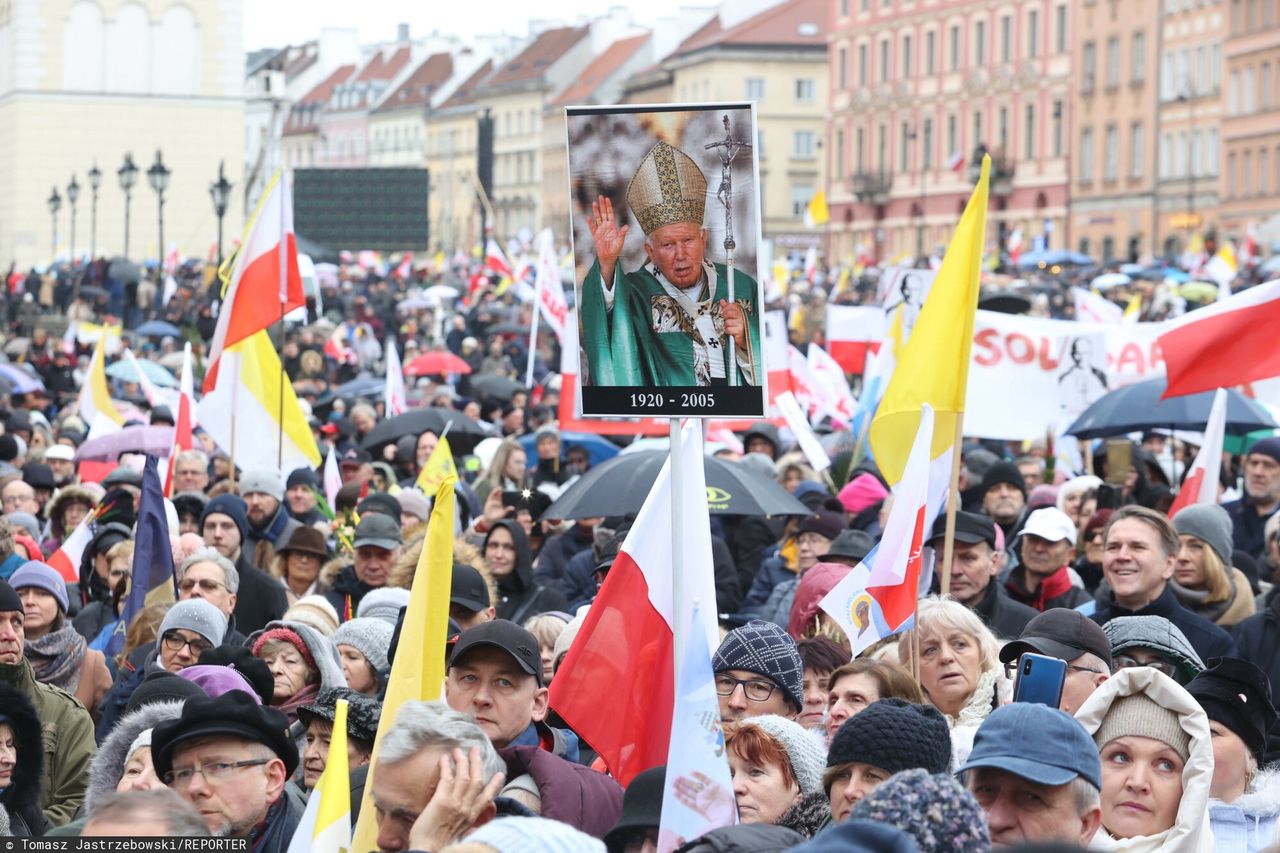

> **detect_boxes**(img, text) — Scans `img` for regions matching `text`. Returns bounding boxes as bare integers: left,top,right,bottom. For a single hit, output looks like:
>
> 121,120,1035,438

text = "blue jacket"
739,553,793,617
1223,497,1280,562
509,720,582,765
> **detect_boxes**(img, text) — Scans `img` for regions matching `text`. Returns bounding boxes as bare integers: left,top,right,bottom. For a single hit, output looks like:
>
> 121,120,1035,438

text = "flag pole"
277,177,288,470
525,298,541,389
939,415,966,596
228,349,239,488
670,418,686,669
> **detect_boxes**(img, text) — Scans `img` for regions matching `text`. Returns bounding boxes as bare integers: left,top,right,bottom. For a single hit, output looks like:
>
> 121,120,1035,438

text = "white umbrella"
1090,272,1132,290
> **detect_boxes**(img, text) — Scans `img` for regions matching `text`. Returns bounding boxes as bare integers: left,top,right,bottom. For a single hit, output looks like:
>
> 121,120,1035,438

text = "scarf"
1171,578,1234,624
273,681,320,726
25,626,88,693
258,506,293,545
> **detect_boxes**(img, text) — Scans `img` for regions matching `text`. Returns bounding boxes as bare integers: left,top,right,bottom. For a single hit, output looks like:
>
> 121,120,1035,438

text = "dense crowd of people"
0,248,1278,852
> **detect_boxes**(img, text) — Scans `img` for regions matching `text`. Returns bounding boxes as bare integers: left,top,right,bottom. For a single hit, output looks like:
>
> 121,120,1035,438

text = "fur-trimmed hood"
1226,766,1280,819
777,790,832,839
85,700,184,812
43,485,98,540
0,681,44,817
249,619,347,695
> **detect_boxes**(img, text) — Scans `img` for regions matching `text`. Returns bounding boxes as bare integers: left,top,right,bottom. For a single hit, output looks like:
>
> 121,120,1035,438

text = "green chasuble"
579,258,763,387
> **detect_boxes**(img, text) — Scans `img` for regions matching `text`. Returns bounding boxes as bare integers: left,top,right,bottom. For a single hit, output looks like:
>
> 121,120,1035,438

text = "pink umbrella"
74,425,175,462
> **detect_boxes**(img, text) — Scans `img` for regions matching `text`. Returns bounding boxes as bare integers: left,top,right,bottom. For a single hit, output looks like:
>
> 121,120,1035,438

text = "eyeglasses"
1112,655,1178,678
714,675,778,702
163,759,270,788
161,632,213,656
1003,660,1107,680
178,577,229,595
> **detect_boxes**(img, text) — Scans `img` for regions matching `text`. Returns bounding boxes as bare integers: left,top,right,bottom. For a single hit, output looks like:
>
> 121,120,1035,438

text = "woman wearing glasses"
1102,615,1206,686
9,561,111,722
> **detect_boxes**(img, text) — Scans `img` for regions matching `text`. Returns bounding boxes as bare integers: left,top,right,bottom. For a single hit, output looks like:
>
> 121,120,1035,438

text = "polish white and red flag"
808,343,858,427
384,340,407,418
1167,387,1228,517
1158,279,1280,398
203,171,305,392
484,238,513,279
549,420,720,785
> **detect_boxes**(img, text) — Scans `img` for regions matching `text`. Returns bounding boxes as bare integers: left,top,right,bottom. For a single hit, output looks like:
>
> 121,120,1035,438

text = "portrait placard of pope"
566,104,766,419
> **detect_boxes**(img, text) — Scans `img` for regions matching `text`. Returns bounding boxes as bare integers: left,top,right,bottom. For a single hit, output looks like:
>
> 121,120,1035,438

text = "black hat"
21,462,54,491
297,687,382,745
1186,658,1277,760
5,410,31,434
827,529,874,563
150,405,175,426
171,491,209,521
929,510,998,547
449,619,544,687
96,488,138,529
357,492,402,520
198,645,276,706
981,461,1027,498
90,522,134,558
825,699,952,788
286,467,320,490
999,608,1114,668
340,447,372,466
0,578,22,613
124,670,207,714
508,487,552,521
451,564,490,613
742,423,781,455
353,512,403,550
151,690,299,779
0,435,17,462
101,466,143,488
604,765,667,853
797,511,845,542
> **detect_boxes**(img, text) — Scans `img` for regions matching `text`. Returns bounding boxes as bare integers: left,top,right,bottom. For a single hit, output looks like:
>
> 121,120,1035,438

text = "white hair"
378,701,504,782
178,547,240,594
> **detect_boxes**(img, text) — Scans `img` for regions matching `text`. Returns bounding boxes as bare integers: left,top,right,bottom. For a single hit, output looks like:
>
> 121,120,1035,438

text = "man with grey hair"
372,700,506,853
171,450,210,494
82,788,212,837
177,548,248,646
959,703,1102,847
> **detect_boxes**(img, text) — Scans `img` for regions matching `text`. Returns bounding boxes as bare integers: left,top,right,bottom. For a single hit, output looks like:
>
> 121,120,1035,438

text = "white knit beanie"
465,816,605,852
740,714,828,795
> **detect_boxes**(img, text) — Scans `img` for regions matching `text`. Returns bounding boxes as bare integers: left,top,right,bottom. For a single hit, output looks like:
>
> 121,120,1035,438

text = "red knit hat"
252,626,317,673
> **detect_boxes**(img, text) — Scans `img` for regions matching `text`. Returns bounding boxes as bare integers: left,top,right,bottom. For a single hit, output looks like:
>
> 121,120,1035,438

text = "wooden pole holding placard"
939,416,966,597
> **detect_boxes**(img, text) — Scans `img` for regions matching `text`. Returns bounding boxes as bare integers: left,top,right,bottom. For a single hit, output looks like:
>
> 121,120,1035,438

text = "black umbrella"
331,373,384,400
468,373,527,401
361,408,489,454
543,450,813,519
978,292,1032,314
486,322,529,335
1065,379,1278,439
78,285,109,300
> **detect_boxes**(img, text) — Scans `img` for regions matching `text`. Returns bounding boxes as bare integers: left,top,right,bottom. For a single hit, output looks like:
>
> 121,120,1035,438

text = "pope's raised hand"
588,195,629,286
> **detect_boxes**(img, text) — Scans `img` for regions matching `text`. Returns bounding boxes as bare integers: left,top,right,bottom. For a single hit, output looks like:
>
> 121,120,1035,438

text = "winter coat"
674,824,805,852
739,554,794,618
723,514,786,595
0,682,50,837
968,578,1038,641
72,600,117,644
1074,667,1216,852
1209,766,1280,852
498,744,624,838
1236,592,1280,711
533,524,596,592
85,700,184,813
1091,584,1237,663
1170,568,1257,629
233,550,289,635
1223,497,1280,563
322,563,377,623
938,665,1010,770
250,619,348,754
0,658,95,827
250,781,307,853
782,563,851,639
508,720,582,765
776,791,831,839
94,651,160,744
1003,564,1093,612
486,520,569,623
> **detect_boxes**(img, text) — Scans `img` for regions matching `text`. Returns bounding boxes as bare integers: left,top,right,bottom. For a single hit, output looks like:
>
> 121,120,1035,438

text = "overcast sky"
243,1,690,51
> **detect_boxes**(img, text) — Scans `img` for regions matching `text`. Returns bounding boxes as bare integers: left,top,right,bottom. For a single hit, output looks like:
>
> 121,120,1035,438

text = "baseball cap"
1020,507,1078,546
449,619,544,686
928,510,997,547
958,702,1101,789
340,447,372,466
451,564,490,613
999,608,1113,668
352,513,403,550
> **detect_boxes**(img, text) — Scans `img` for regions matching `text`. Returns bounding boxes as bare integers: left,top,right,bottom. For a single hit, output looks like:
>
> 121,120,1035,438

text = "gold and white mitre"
625,141,708,235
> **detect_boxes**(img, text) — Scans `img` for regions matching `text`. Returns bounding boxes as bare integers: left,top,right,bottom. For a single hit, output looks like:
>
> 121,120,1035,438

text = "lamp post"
209,160,233,267
1179,82,1197,250
907,129,926,263
66,174,80,268
147,150,170,286
87,162,102,261
47,188,61,262
118,153,139,258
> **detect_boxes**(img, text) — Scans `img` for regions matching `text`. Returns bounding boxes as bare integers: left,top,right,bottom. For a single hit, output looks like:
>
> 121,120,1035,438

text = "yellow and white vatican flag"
196,328,321,473
78,334,125,440
287,699,351,853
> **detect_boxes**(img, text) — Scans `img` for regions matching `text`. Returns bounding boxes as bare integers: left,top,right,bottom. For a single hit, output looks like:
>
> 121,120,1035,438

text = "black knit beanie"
981,461,1027,498
825,698,952,789
0,578,20,613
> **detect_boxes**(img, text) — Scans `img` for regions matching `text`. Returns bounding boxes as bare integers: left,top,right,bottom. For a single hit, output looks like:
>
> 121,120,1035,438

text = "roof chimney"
397,23,410,42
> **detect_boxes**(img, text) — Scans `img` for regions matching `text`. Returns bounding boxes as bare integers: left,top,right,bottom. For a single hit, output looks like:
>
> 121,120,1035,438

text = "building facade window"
1052,99,1064,156
1028,10,1040,58
903,34,913,78
793,130,816,158
746,78,765,100
1207,128,1219,174
795,78,815,103
1160,132,1172,178
947,113,957,157
900,120,910,170
1104,125,1118,180
975,20,987,65
1081,127,1094,181
880,38,891,81
1132,32,1145,83
1001,15,1012,63
926,30,936,74
923,118,934,167
791,185,813,216
856,126,865,170
1055,4,1068,54
1106,37,1120,88
836,128,845,178
1083,42,1097,91
1130,123,1144,177
838,48,848,89
858,44,868,85
1024,104,1036,159
950,25,961,71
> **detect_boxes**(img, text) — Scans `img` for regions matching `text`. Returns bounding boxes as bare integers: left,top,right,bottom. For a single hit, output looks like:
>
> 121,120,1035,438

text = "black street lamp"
87,162,102,261
147,150,170,284
66,174,80,267
209,160,233,267
118,153,139,258
47,187,61,261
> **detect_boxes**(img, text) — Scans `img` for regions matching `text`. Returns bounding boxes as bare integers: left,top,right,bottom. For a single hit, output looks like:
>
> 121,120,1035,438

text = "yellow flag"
78,333,125,433
869,157,990,485
312,699,351,851
773,262,790,296
804,189,830,227
1122,293,1143,323
349,474,457,852
416,435,457,492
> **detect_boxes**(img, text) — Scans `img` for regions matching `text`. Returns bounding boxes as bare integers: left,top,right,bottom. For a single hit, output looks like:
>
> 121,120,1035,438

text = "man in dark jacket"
534,517,600,591
930,511,1036,640
199,494,287,635
1233,589,1280,705
240,469,303,573
481,520,568,623
1222,437,1280,561
1090,505,1236,661
151,690,304,847
324,513,403,623
284,467,325,527
1004,508,1092,612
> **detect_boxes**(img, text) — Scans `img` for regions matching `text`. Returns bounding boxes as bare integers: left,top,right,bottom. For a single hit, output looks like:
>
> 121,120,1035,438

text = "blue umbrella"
134,320,182,338
1016,249,1096,268
518,431,621,466
0,363,44,394
105,358,178,388
1065,379,1278,439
